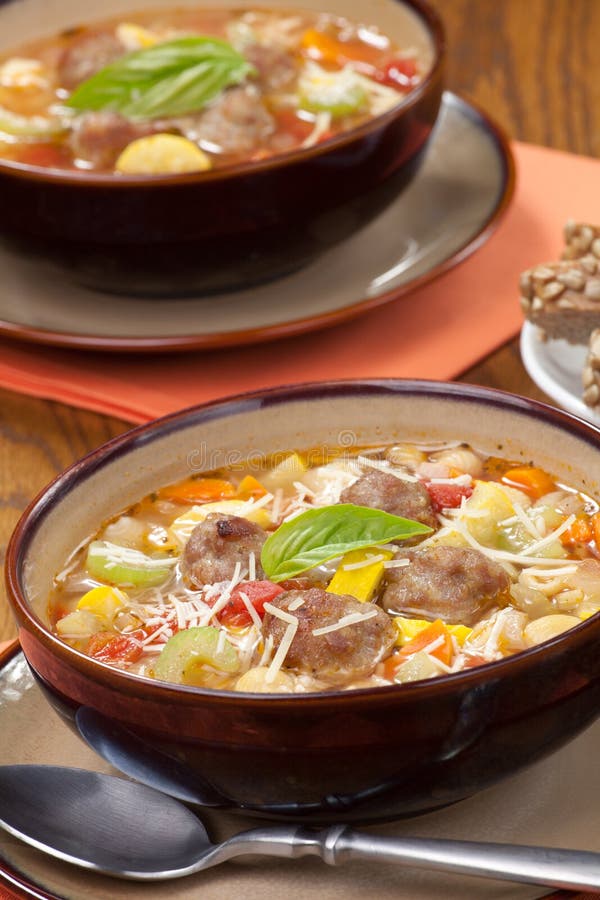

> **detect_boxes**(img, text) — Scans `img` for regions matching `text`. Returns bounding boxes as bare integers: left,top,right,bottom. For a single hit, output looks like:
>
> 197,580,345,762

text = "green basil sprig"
261,504,432,582
66,37,255,119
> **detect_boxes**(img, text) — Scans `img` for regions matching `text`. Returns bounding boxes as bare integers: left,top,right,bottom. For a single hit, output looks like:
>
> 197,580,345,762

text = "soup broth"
49,441,600,693
0,6,431,174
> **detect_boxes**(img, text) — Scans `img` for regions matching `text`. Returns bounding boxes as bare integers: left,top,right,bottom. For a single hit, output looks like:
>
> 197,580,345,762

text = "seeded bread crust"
582,329,600,408
562,220,600,261
519,256,600,344
520,221,600,410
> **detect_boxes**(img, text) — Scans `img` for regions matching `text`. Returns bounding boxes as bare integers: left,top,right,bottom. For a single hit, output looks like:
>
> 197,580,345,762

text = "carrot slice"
383,620,454,680
237,475,268,500
158,478,236,504
560,514,593,546
399,619,453,666
501,466,557,500
592,512,600,547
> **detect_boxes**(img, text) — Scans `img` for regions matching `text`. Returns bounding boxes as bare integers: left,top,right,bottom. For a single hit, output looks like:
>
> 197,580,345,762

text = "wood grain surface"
1,0,600,646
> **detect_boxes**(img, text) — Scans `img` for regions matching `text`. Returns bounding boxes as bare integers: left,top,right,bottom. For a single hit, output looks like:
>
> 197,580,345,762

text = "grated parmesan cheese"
342,554,385,571
356,455,418,482
427,474,473,486
238,591,263,630
287,597,306,611
263,603,299,683
312,607,378,636
383,558,411,569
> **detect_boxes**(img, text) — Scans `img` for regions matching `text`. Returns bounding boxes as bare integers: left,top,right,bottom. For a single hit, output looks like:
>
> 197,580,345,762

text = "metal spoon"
1,765,600,889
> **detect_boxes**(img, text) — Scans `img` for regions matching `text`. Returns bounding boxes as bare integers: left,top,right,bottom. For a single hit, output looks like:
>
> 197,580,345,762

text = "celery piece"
154,626,240,685
0,106,67,139
299,63,368,118
86,540,173,588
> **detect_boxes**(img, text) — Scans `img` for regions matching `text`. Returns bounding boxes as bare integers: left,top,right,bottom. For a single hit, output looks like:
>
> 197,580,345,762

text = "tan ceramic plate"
0,92,514,353
0,642,598,900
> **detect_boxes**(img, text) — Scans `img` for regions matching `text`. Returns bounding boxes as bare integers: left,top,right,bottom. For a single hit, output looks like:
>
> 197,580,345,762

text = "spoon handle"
219,826,600,890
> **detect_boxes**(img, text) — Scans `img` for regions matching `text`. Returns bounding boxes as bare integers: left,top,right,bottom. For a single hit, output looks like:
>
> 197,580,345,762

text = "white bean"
429,447,484,477
235,665,295,693
524,614,581,647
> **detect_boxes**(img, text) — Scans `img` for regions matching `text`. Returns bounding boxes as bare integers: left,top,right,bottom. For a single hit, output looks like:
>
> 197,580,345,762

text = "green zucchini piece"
86,540,173,588
153,626,240,685
0,106,67,138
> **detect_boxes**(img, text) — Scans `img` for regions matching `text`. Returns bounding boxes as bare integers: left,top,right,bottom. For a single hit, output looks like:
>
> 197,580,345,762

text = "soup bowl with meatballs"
0,0,444,294
7,379,600,822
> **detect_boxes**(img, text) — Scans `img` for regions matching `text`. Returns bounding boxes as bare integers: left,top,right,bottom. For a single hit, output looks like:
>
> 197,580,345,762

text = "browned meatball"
182,514,266,587
244,43,298,91
262,588,396,684
68,111,162,169
381,545,510,626
340,469,437,529
58,31,125,90
175,85,274,156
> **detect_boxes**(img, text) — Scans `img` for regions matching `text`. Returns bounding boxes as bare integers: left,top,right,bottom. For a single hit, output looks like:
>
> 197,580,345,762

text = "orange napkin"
0,141,595,424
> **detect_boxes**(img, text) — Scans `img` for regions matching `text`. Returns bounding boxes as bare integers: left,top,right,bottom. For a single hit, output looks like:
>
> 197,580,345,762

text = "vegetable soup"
0,6,432,174
49,441,600,693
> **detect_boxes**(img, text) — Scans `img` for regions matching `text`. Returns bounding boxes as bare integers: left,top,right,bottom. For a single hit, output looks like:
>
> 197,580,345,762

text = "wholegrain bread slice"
582,329,600,408
520,256,600,344
562,220,600,261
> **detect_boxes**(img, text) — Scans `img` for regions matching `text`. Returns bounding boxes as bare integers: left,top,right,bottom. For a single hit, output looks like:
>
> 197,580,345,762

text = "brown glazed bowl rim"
6,379,600,710
0,0,445,187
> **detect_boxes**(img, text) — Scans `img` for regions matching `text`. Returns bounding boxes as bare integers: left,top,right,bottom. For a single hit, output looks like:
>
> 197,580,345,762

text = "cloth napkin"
0,141,596,424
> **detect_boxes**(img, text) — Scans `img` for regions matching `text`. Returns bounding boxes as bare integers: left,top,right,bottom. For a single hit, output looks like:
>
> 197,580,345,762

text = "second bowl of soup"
0,0,443,294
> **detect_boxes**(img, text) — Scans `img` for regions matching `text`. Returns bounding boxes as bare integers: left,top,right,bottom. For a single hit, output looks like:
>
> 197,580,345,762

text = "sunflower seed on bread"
562,220,600,261
520,257,600,344
582,329,600,408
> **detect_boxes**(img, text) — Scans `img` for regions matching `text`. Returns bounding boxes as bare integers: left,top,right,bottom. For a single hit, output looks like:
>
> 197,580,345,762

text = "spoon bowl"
1,764,600,890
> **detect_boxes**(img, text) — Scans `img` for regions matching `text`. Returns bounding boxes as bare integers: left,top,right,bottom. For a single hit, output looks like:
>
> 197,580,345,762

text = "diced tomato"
462,654,489,670
86,632,143,663
272,108,315,143
425,481,473,512
130,620,178,642
16,144,73,169
377,57,419,90
213,580,285,627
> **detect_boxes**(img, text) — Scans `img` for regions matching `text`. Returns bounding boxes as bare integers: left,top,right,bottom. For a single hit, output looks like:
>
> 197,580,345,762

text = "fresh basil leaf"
66,37,255,119
261,504,432,582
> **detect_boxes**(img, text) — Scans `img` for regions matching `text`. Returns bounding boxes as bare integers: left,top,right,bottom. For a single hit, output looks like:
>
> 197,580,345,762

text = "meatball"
175,85,274,156
68,111,162,169
381,545,510,626
244,43,299,91
340,469,437,529
262,588,396,684
58,31,125,90
182,513,266,587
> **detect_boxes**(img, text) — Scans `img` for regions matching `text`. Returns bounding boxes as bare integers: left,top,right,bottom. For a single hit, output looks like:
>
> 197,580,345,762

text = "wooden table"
1,0,599,644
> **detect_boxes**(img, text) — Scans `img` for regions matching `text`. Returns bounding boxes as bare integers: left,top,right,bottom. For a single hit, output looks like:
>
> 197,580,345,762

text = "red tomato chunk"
425,482,473,512
213,580,285,627
86,632,144,663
